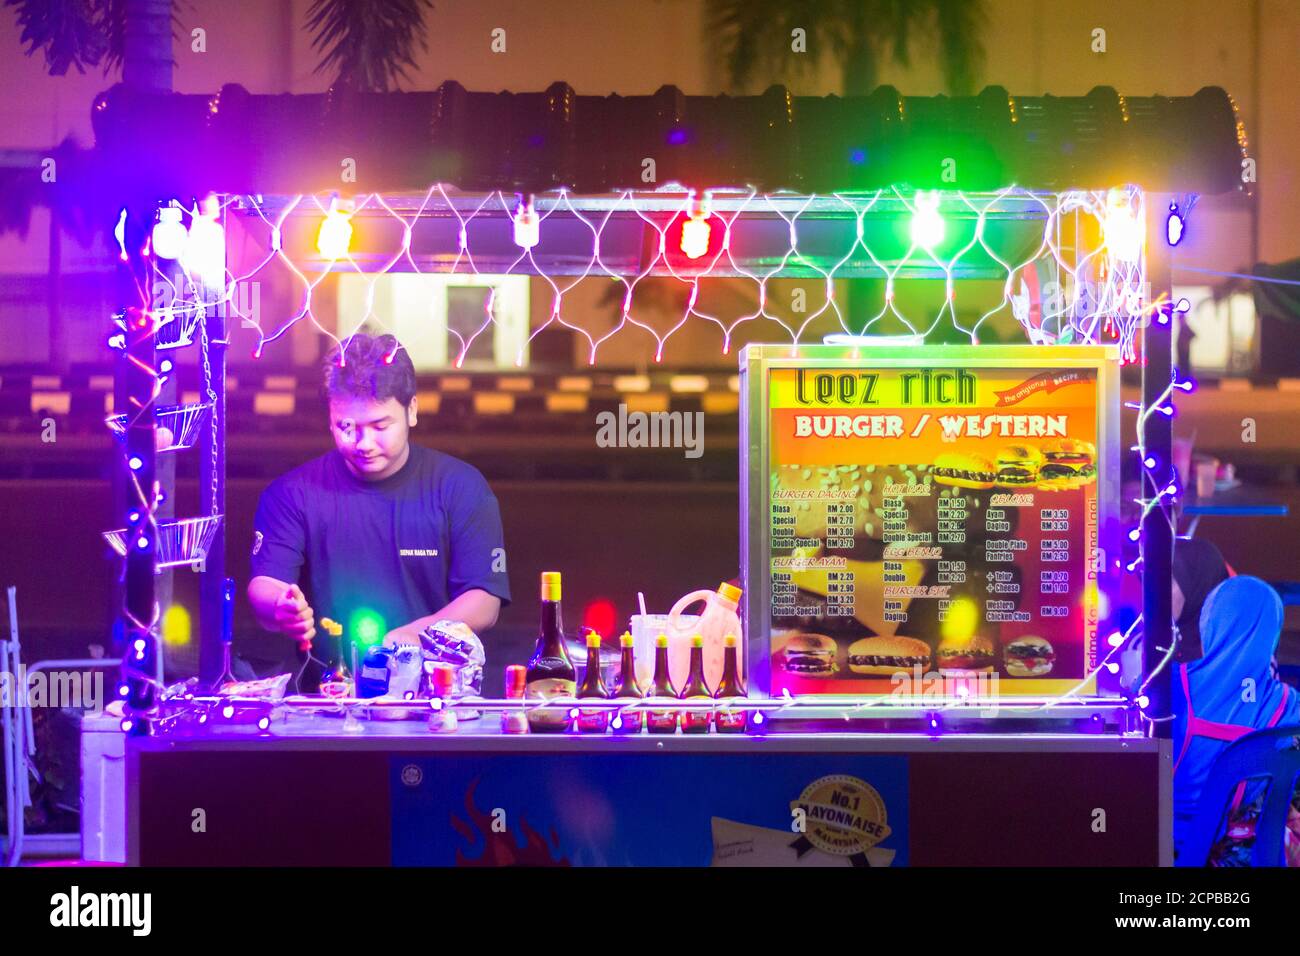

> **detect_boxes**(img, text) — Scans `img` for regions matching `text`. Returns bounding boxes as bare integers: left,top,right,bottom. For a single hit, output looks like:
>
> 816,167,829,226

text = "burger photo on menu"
1037,439,1097,490
773,632,839,676
931,453,996,490
846,636,932,676
1003,635,1057,676
993,445,1042,488
934,633,997,674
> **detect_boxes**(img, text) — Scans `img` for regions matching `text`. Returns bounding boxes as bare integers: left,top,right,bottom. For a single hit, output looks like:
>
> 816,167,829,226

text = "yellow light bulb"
316,203,353,259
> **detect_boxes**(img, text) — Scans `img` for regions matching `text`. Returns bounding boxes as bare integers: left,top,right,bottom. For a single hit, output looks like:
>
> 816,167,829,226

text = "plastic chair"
1180,724,1300,867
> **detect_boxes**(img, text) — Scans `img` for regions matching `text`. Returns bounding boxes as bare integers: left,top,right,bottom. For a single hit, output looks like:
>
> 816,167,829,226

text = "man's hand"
274,584,315,644
382,625,421,648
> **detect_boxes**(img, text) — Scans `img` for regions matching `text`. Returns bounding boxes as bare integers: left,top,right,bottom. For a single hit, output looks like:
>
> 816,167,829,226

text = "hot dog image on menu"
766,360,1105,697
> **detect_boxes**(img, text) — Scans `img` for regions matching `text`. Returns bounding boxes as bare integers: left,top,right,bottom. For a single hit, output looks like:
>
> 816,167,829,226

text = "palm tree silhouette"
706,0,987,97
705,0,989,338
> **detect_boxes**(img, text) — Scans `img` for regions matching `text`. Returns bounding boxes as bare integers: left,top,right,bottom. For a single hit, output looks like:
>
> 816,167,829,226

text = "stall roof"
91,81,1247,197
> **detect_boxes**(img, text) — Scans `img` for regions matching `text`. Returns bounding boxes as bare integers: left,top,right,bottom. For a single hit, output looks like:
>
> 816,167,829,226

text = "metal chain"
198,281,220,518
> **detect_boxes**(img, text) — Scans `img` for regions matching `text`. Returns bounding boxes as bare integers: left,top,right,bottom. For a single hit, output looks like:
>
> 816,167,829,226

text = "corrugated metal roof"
91,81,1248,196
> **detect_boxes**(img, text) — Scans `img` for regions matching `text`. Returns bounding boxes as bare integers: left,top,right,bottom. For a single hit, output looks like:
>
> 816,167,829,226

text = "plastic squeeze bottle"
666,581,743,690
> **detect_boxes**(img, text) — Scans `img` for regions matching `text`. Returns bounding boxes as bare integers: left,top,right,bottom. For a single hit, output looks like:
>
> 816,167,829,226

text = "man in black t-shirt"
247,333,510,661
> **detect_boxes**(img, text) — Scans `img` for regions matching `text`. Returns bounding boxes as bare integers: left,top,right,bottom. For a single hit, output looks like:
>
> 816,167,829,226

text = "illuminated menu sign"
764,356,1107,697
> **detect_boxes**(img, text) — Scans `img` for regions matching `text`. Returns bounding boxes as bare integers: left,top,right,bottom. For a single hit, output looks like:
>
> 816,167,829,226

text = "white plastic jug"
666,582,743,690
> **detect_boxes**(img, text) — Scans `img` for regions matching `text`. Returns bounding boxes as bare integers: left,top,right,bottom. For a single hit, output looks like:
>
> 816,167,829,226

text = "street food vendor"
246,332,511,669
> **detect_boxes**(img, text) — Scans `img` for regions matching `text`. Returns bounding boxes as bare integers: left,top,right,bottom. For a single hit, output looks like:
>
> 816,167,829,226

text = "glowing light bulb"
1143,456,1156,469
1136,695,1150,709
1166,203,1185,246
753,711,765,725
513,198,539,249
910,190,945,250
680,195,712,259
222,704,235,719
257,716,271,730
1103,189,1142,263
316,199,353,259
151,204,187,260
1107,631,1125,647
181,194,224,286
1106,662,1120,674
114,209,129,261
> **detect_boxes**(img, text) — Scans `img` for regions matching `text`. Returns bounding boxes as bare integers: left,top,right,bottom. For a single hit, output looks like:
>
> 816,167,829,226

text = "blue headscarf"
1172,576,1299,857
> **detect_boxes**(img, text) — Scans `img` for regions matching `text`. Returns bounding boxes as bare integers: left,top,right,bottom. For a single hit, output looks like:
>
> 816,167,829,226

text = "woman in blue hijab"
1172,575,1298,862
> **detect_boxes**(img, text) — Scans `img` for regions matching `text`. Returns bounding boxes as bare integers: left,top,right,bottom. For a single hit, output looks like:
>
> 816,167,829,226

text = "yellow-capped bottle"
612,631,644,734
646,634,678,734
714,634,747,733
576,631,610,733
679,634,713,734
525,571,575,733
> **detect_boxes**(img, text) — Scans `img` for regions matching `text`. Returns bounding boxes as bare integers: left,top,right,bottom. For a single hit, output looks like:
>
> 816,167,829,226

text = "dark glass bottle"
646,634,679,734
525,572,576,733
679,634,713,734
612,631,644,733
577,631,610,733
714,634,748,733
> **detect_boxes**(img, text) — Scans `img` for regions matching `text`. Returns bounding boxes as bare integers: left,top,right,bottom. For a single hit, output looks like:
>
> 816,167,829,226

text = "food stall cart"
87,82,1247,866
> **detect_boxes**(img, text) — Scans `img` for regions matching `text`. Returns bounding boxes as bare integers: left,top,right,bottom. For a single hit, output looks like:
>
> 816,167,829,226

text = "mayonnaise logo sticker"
790,774,893,865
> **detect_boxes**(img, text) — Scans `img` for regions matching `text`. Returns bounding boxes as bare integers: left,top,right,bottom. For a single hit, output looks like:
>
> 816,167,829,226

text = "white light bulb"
181,195,225,287
151,205,187,260
910,190,945,250
1103,189,1142,263
513,200,539,250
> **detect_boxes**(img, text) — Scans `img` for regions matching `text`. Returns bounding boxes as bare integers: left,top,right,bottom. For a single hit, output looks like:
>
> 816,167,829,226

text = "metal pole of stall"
116,0,174,737
1142,201,1175,736
119,205,159,736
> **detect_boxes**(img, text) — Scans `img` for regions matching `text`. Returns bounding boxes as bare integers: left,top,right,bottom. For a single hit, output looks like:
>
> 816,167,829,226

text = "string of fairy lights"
105,183,1196,732
145,184,1153,364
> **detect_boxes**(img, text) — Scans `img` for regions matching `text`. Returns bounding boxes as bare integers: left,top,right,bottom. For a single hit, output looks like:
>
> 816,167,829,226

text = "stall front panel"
126,729,1169,867
742,344,1122,704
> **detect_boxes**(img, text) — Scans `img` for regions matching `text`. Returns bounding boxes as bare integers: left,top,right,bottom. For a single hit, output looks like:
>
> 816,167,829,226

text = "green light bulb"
349,608,386,648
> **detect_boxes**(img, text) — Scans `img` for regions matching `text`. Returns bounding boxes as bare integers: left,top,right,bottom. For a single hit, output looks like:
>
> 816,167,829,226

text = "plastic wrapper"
419,620,484,719
365,621,485,721
387,646,425,700
216,673,291,699
417,619,485,698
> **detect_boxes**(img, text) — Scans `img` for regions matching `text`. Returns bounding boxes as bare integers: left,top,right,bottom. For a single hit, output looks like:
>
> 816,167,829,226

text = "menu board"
761,352,1111,697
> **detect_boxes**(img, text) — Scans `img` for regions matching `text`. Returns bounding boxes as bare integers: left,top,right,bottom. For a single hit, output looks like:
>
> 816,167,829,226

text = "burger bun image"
846,636,932,675
935,634,996,673
1037,439,1097,490
994,444,1043,488
1004,635,1056,676
775,632,838,675
932,453,996,491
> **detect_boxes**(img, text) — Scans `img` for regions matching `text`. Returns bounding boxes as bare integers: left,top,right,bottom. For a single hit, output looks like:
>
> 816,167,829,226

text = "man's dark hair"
323,332,417,406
